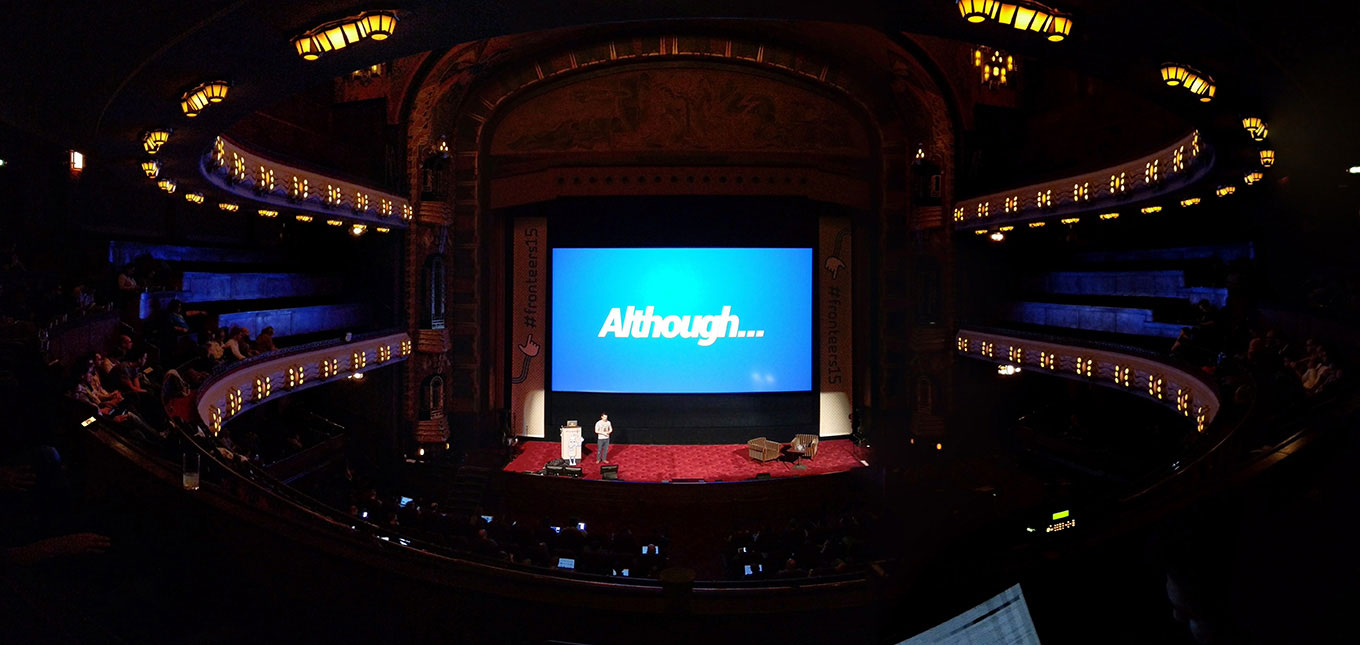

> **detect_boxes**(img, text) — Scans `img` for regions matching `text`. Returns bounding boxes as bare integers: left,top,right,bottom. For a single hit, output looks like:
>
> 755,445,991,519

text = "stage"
503,438,867,482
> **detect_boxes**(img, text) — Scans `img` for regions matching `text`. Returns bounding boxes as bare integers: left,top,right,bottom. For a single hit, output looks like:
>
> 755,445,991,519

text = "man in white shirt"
594,414,613,464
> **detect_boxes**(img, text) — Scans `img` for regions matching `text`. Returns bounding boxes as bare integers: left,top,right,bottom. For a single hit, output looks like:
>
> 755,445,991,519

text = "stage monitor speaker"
564,466,583,478
601,465,619,480
545,458,567,477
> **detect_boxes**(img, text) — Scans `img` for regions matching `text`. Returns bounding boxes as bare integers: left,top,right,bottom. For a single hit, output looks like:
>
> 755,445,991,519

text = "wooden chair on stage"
747,437,782,462
786,434,819,461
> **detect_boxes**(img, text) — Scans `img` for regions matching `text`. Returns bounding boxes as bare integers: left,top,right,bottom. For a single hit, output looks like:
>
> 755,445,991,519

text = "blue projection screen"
552,248,812,394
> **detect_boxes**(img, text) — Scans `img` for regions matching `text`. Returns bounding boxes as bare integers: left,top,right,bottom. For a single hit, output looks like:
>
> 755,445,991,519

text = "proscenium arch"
401,25,961,423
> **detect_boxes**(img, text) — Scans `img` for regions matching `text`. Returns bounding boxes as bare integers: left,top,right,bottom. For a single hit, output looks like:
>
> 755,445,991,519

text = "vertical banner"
510,217,546,437
819,216,853,437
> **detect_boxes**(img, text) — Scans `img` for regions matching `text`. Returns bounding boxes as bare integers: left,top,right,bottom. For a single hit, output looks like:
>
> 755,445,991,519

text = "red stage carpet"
503,439,867,482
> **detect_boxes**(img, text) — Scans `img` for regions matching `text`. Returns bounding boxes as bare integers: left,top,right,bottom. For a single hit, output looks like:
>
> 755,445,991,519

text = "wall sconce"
1244,171,1264,185
258,209,279,218
218,203,239,212
180,81,231,117
1028,221,1046,228
350,224,368,236
1099,212,1119,220
141,160,160,178
157,179,176,193
185,192,204,204
1259,149,1275,168
325,219,343,226
142,129,172,154
1180,197,1201,207
974,45,1015,89
1060,217,1080,225
989,231,1005,242
1241,117,1268,141
295,214,314,223
1140,205,1162,214
1215,185,1236,197
291,10,399,60
68,150,84,173
974,229,990,235
375,226,391,233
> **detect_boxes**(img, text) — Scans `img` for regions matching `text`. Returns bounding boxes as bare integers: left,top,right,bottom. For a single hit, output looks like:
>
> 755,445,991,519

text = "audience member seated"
253,326,277,354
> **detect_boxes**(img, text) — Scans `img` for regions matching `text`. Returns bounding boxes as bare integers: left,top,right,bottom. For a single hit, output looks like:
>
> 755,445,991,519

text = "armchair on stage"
787,434,819,461
746,434,820,463
746,437,782,462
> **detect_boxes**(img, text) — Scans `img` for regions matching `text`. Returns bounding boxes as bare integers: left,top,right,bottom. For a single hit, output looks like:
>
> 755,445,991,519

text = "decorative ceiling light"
142,129,172,154
1028,221,1046,228
1241,117,1268,141
291,10,399,60
1099,212,1119,220
974,229,990,235
1043,14,1072,41
141,159,160,178
1244,171,1264,185
957,0,1001,23
1140,205,1162,214
1160,63,1216,102
258,209,279,218
1215,185,1236,197
974,45,1015,89
218,203,239,212
1259,149,1275,168
325,219,344,226
1180,197,1201,207
1060,217,1080,225
998,225,1014,231
295,214,314,223
185,192,204,204
350,224,368,236
989,231,1005,241
157,179,176,193
180,80,231,117
375,226,391,233
959,1,1072,40
998,2,1050,32
357,10,398,39
68,150,84,173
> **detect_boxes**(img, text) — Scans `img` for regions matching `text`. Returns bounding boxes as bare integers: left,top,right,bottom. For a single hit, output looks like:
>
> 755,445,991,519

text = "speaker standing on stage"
595,414,613,464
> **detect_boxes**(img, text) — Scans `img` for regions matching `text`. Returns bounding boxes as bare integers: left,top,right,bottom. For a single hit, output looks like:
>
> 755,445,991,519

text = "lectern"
561,424,583,465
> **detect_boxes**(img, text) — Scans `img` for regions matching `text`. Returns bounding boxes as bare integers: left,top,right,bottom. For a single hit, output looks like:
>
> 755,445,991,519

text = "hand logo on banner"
824,227,850,279
511,333,539,384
